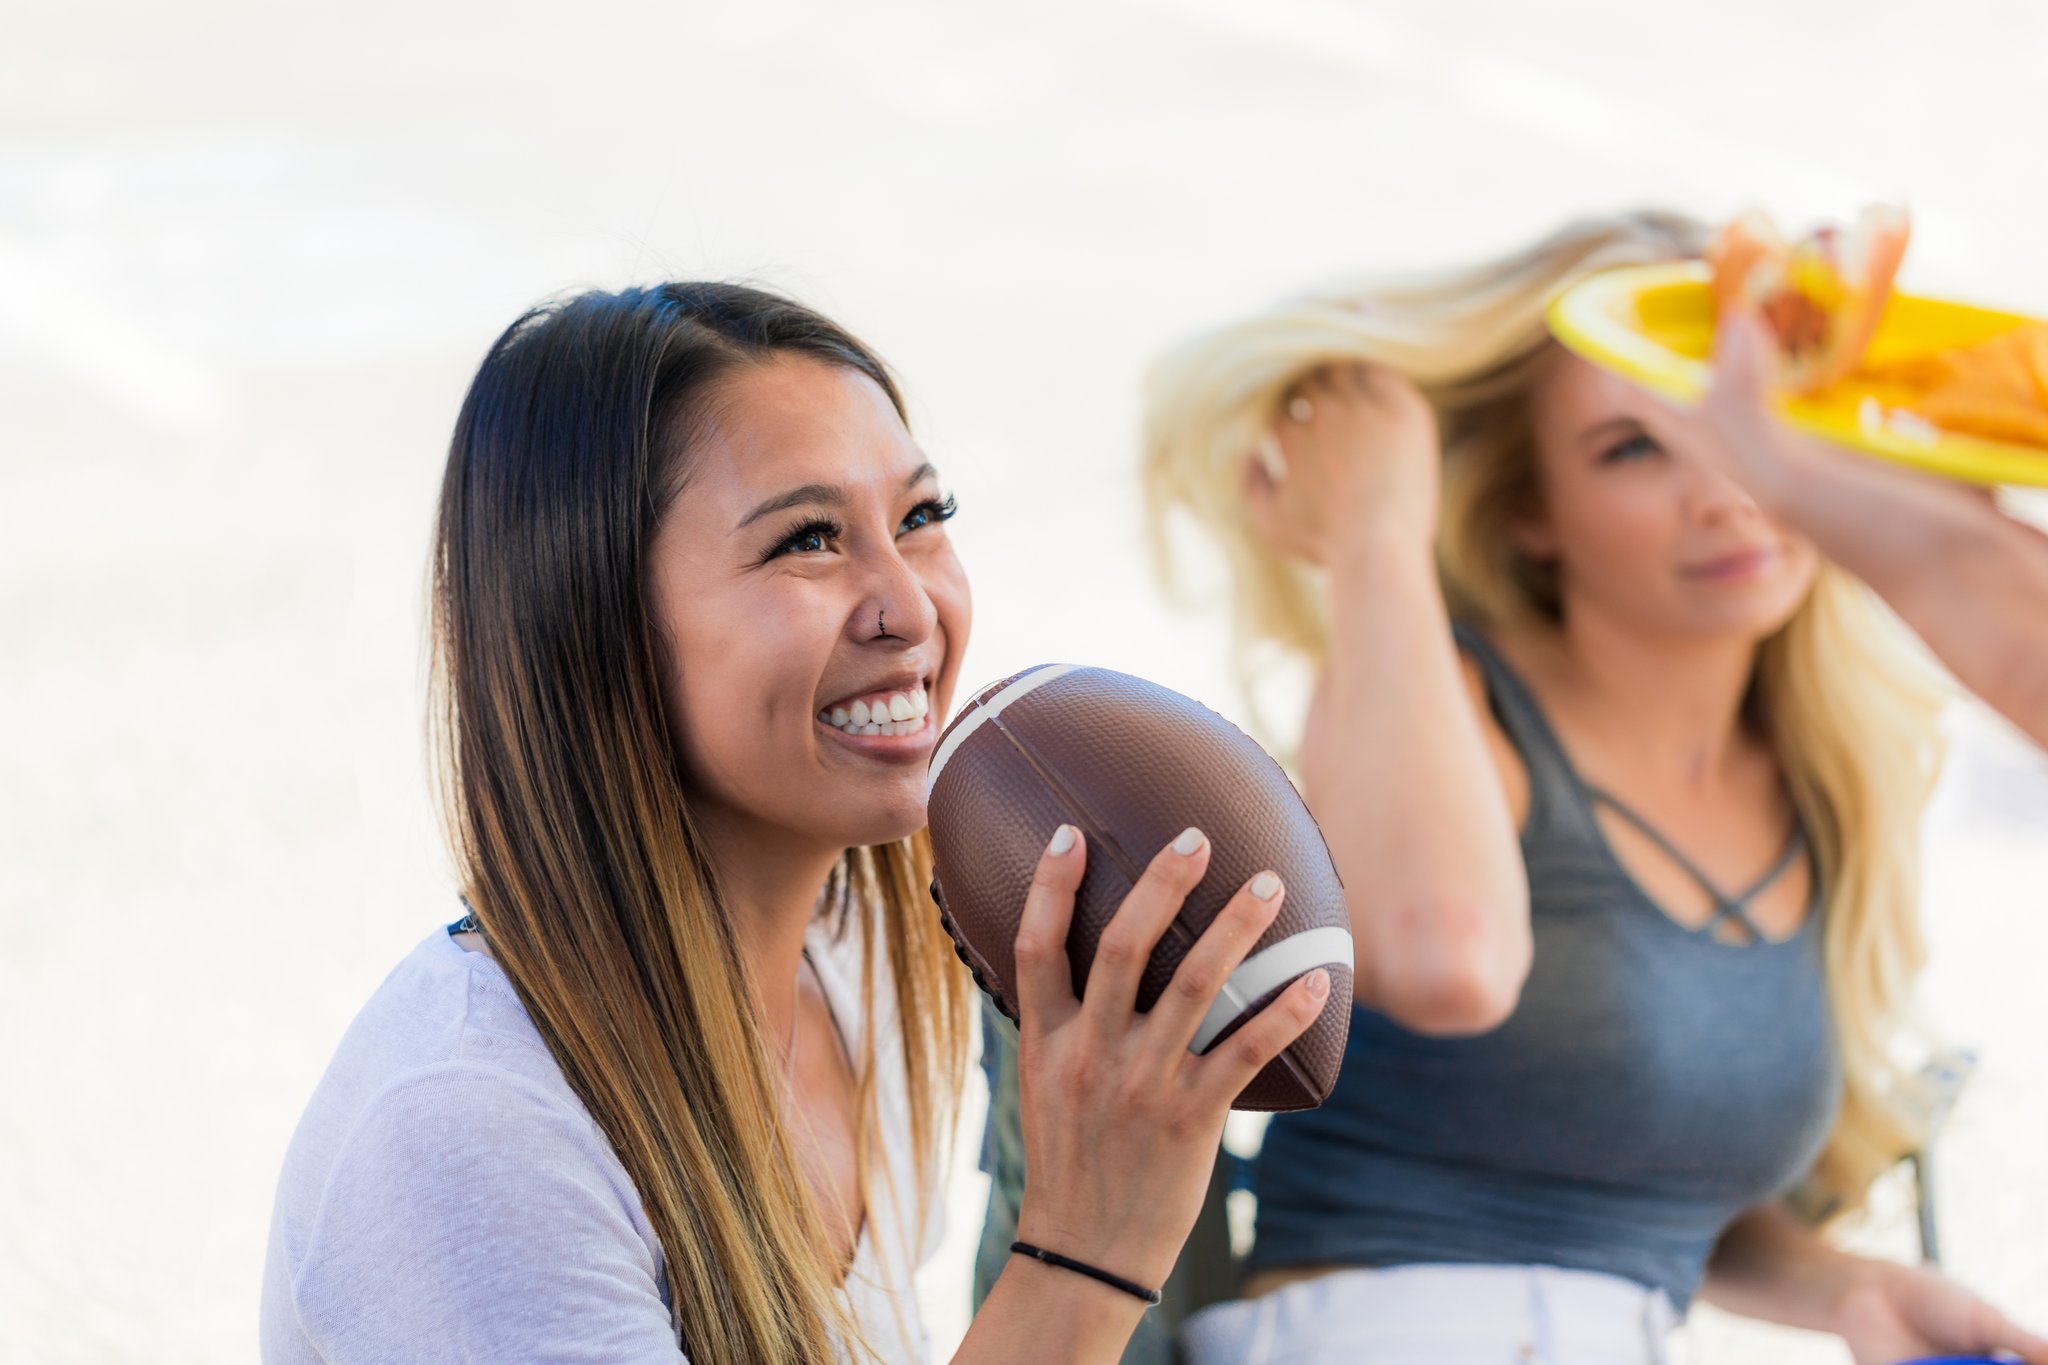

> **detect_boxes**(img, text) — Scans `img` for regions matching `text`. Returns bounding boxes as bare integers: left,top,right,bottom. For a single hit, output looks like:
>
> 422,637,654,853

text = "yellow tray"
1546,261,2048,487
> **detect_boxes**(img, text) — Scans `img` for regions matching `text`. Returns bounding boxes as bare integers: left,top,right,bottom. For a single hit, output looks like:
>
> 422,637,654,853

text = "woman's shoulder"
277,930,636,1212
312,929,568,1104
265,931,675,1362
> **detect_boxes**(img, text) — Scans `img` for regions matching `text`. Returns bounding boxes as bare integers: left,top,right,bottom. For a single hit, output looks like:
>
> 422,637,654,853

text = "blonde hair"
430,283,972,1361
1143,210,1946,1216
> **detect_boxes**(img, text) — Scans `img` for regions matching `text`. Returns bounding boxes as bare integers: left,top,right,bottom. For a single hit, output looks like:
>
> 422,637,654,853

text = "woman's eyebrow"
735,483,845,532
733,463,938,533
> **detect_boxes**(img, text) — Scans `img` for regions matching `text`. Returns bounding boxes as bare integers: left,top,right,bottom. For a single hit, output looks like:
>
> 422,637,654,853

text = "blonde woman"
1139,213,2048,1363
259,283,1329,1364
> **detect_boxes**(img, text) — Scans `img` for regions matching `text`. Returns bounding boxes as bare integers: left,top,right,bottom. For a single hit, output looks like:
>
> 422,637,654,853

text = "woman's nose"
1681,448,1764,526
858,550,939,643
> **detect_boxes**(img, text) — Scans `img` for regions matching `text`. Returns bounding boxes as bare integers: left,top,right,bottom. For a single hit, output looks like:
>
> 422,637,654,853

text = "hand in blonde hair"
1244,363,1441,565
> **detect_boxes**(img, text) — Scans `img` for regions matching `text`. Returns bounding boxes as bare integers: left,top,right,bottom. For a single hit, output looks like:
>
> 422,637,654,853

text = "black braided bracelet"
1009,1241,1162,1306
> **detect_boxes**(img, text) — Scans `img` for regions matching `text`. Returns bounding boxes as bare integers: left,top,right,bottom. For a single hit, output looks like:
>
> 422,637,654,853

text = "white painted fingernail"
1251,872,1282,901
1047,824,1077,856
1172,827,1206,856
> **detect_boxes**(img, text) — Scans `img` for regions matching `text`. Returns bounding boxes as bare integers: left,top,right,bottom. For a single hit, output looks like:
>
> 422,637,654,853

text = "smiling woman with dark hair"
258,282,1330,1364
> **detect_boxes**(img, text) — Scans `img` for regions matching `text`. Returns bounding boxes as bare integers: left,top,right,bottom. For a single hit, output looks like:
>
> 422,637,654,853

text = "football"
926,663,1352,1111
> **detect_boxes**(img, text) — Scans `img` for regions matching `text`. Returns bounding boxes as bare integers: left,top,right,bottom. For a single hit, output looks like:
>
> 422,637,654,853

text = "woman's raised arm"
1247,364,1531,1035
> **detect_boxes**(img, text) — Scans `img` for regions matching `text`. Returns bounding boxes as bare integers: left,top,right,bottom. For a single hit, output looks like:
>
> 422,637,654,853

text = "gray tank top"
1247,624,1843,1311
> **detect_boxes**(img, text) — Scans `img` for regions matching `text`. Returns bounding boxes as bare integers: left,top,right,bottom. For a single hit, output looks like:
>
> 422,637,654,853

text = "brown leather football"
926,663,1352,1111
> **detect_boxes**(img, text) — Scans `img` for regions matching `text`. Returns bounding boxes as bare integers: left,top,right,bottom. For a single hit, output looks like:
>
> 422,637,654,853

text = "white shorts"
1178,1262,1679,1365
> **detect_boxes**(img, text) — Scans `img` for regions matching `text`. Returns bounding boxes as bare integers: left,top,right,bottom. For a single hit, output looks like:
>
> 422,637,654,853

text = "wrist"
1822,1255,1903,1337
1010,1241,1162,1306
1324,511,1438,576
1013,1206,1175,1296
1000,1251,1151,1335
972,1253,1150,1361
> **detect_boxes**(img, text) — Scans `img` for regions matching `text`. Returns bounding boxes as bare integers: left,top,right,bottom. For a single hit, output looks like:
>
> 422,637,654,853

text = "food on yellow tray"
1859,322,2048,451
1708,204,1911,395
1707,204,2048,456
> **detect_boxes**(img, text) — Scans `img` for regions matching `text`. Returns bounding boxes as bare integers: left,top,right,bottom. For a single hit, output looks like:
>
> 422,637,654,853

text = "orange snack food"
1860,322,2048,451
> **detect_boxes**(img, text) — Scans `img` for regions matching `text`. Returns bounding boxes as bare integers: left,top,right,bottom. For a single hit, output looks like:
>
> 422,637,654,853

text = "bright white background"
3,1,2045,1360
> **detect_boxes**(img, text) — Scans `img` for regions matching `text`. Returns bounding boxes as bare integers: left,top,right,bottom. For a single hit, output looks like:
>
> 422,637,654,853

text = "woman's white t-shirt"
260,913,941,1363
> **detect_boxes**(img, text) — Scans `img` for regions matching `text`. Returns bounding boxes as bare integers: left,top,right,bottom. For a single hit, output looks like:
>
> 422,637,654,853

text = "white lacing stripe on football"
1188,925,1353,1054
925,663,1081,796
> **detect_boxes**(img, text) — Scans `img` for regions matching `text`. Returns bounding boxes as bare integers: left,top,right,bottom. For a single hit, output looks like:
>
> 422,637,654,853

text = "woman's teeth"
819,687,930,737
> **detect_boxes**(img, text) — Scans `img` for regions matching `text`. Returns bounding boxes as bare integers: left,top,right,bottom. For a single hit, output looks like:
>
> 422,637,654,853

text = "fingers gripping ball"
926,664,1353,1111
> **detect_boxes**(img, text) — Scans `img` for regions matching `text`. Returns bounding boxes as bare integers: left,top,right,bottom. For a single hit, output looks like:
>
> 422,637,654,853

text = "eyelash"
900,493,958,534
1600,432,1662,464
762,494,959,562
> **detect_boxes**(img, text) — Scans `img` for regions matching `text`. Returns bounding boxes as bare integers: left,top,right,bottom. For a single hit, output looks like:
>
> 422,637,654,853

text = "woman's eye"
899,494,959,535
765,518,840,561
1600,432,1661,464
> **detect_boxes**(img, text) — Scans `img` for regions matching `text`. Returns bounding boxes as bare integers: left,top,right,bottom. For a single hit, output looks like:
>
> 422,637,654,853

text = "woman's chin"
1656,573,1811,642
820,791,931,853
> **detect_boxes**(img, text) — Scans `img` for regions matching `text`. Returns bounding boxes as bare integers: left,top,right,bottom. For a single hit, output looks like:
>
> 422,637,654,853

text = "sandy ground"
3,0,2046,1359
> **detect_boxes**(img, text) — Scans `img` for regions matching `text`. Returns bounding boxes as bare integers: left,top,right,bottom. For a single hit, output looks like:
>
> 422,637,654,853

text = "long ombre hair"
428,283,972,1362
1142,210,1947,1216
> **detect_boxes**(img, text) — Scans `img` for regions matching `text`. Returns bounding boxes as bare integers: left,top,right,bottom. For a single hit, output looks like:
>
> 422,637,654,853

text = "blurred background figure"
1129,209,2043,1363
4,1,2045,1361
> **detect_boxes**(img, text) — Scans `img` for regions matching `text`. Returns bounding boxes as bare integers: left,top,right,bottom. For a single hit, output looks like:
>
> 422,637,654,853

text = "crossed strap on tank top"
1578,783,1807,945
1451,621,1811,947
